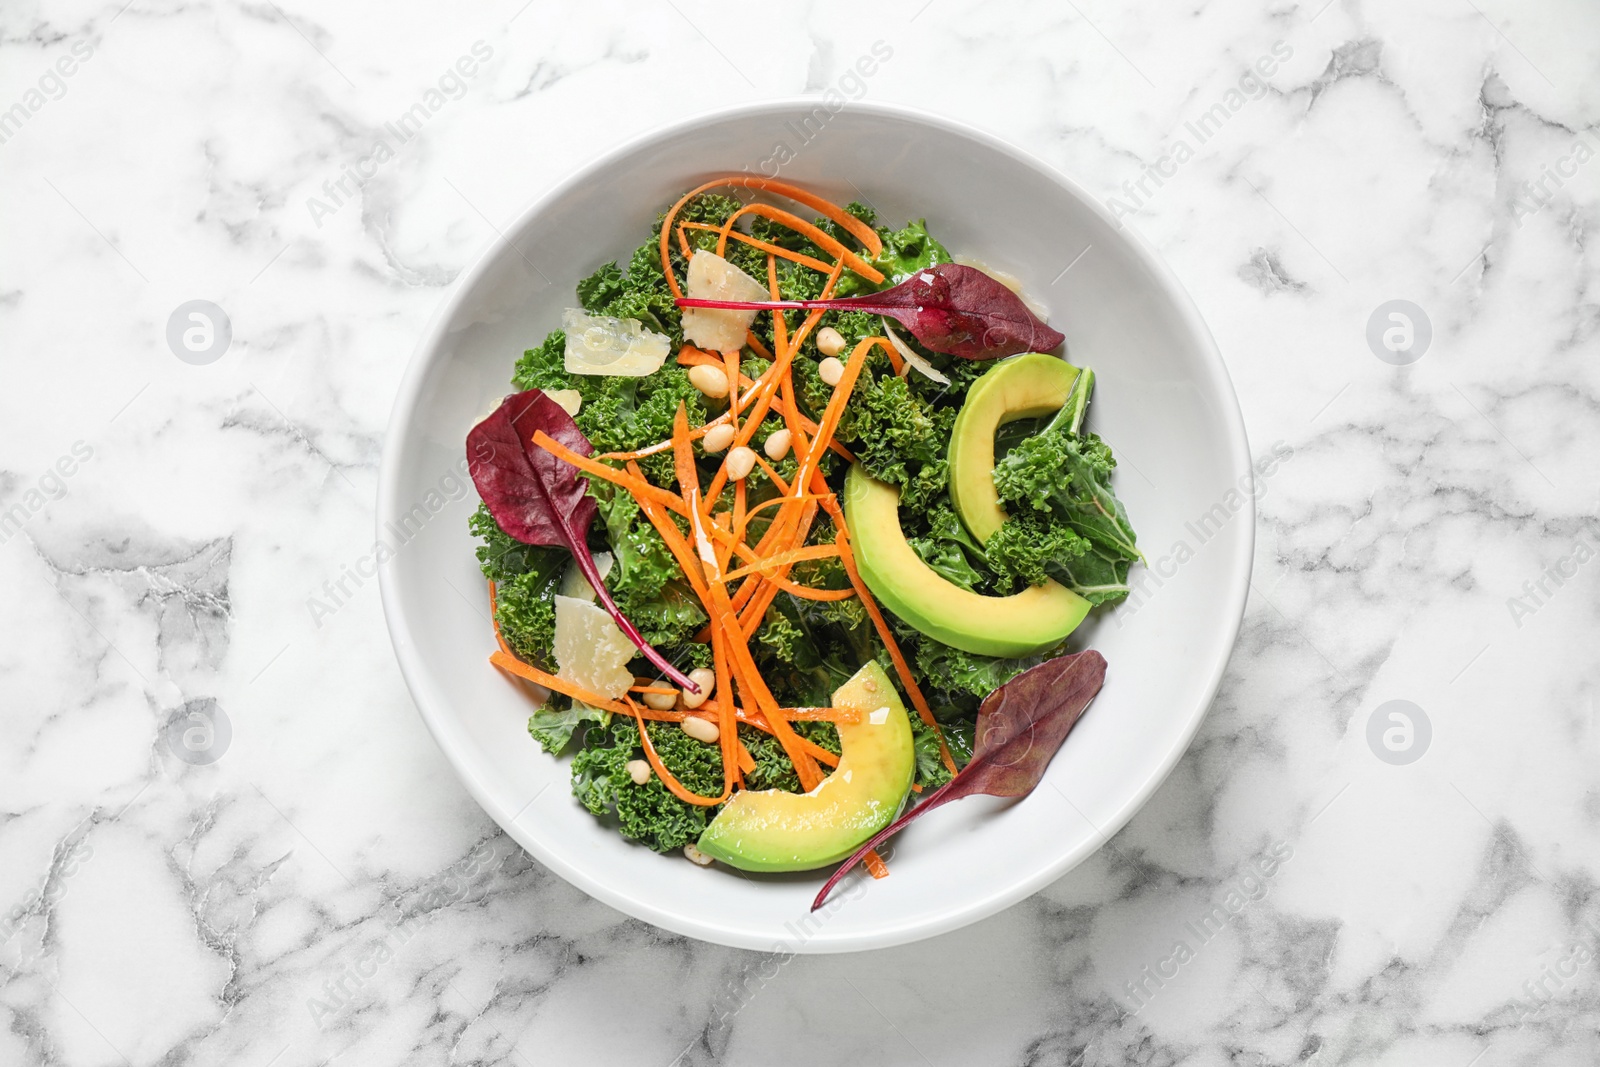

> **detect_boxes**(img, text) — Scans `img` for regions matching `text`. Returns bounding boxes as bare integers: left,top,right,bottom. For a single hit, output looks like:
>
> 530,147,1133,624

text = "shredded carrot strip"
658,176,882,299
629,683,678,696
750,454,792,496
714,203,882,284
734,709,841,767
864,851,890,879
735,739,757,776
530,432,689,516
628,696,730,806
490,651,629,715
680,220,836,274
721,544,840,584
744,331,773,360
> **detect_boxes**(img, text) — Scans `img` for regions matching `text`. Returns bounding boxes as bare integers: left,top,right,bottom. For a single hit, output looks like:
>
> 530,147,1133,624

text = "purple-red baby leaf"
812,649,1106,910
466,390,698,693
674,262,1064,360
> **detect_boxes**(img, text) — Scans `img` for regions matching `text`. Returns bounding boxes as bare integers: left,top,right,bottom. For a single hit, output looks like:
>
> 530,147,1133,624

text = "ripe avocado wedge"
844,465,1090,657
695,662,914,873
948,353,1082,543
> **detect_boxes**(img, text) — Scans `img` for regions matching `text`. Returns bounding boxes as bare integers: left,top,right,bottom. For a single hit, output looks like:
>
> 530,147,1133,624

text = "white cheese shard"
682,250,770,354
553,593,635,699
562,308,670,377
545,388,583,416
558,552,613,602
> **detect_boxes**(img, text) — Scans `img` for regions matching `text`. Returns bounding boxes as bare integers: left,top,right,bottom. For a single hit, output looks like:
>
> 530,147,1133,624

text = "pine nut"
701,422,736,453
688,364,730,399
681,668,716,708
626,759,651,785
681,716,719,744
684,843,714,866
818,357,845,386
642,687,678,711
725,445,757,481
763,428,792,461
816,326,847,357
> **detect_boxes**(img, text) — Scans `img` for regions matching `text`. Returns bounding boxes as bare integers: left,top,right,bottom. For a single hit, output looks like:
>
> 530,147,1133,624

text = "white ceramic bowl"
378,101,1251,953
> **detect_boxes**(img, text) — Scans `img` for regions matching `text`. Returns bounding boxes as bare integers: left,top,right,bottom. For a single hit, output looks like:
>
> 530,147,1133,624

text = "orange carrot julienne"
720,543,840,584
679,220,837,275
658,175,882,298
490,651,630,715
627,696,730,806
529,432,689,516
714,203,882,285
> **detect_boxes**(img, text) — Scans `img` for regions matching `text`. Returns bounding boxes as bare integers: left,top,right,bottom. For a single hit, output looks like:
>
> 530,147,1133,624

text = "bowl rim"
377,98,1254,953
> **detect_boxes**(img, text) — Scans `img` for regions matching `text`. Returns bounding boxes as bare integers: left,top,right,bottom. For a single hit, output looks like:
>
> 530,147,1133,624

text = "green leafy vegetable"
992,429,1141,563
528,702,609,755
835,218,953,297
571,720,722,852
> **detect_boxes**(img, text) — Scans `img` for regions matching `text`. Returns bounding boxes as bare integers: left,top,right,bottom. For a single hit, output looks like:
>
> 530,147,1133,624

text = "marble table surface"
4,0,1599,1063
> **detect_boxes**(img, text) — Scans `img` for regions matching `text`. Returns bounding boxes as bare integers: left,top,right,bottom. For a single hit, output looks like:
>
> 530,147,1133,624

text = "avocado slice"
845,464,1090,657
948,353,1082,543
695,662,914,872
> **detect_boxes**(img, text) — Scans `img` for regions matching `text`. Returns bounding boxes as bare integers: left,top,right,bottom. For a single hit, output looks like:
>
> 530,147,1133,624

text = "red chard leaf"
812,649,1106,910
675,262,1064,360
466,390,698,693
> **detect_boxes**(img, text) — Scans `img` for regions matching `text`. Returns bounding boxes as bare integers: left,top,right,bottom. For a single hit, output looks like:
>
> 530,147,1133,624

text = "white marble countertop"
4,0,1599,1063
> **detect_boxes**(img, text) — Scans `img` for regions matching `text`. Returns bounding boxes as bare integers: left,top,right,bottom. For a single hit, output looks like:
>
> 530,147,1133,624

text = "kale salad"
465,177,1136,893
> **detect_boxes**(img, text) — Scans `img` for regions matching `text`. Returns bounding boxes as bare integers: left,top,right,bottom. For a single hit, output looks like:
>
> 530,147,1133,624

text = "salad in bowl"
464,176,1138,905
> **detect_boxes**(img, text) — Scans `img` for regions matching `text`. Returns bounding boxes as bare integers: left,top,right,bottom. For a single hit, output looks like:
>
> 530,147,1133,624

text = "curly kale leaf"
992,429,1140,562
493,564,563,668
513,329,708,484
587,478,709,648
571,720,722,852
910,634,1046,714
844,371,952,506
528,702,609,755
468,503,568,668
756,594,866,709
739,722,840,793
469,503,565,584
907,496,990,590
910,717,957,788
835,217,954,297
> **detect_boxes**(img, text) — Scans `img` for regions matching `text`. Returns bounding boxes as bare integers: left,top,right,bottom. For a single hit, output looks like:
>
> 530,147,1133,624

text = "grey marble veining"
3,0,1599,1064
